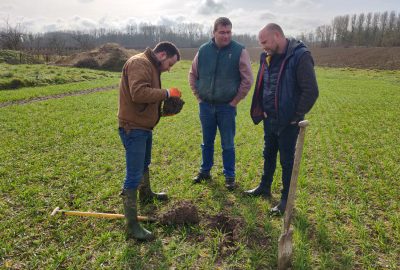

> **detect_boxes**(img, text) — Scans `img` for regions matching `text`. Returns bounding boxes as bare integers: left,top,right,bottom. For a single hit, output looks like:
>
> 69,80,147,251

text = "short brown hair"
213,17,232,32
153,41,180,61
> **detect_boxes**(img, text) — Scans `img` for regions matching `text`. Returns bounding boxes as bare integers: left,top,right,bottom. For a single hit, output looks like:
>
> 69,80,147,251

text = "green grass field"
0,63,119,90
0,61,399,269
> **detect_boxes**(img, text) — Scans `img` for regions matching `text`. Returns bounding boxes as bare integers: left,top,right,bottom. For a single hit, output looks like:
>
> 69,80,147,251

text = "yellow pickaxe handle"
51,207,156,222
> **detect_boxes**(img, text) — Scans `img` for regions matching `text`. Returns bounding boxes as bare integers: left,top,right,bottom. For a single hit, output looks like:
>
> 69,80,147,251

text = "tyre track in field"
0,84,118,108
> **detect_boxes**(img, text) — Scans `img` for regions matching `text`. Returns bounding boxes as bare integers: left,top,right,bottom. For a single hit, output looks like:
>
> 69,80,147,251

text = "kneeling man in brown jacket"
118,42,181,241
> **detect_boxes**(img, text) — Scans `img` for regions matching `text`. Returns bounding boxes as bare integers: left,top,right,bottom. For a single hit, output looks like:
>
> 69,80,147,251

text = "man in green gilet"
189,17,253,190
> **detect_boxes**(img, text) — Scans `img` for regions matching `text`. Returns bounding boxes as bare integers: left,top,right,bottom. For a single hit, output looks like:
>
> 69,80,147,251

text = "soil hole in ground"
206,213,244,247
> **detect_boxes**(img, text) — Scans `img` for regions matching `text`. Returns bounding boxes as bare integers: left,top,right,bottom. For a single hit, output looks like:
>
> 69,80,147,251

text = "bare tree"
0,19,24,50
71,31,95,50
333,15,350,46
364,12,372,46
378,11,389,46
126,23,137,36
371,12,380,46
46,32,67,55
396,13,400,46
316,25,332,47
350,14,357,44
382,11,397,46
356,13,365,45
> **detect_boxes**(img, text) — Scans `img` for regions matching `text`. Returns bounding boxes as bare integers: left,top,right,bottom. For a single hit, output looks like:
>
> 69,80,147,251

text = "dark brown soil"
158,202,246,250
161,97,185,116
310,47,400,70
206,213,244,246
158,200,200,225
181,46,400,70
247,47,400,70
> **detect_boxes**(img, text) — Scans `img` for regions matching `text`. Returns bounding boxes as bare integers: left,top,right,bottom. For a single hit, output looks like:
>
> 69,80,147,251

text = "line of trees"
299,10,400,47
1,10,399,55
0,20,258,55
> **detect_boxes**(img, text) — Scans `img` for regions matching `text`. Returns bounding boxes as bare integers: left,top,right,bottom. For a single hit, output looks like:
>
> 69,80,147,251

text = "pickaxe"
51,207,156,222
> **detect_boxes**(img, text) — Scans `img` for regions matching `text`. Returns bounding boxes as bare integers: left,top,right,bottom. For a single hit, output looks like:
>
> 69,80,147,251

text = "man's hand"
168,88,182,98
290,113,304,125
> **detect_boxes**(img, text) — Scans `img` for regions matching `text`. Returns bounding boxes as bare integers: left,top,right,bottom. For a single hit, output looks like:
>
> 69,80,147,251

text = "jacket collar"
144,48,161,69
286,38,305,57
260,38,304,64
210,38,232,50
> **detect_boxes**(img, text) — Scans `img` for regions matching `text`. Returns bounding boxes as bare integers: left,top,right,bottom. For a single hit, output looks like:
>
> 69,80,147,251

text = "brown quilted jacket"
118,48,168,131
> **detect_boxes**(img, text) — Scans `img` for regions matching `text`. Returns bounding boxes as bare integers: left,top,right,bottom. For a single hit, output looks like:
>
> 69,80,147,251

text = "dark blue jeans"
262,117,299,200
199,102,236,177
118,128,152,189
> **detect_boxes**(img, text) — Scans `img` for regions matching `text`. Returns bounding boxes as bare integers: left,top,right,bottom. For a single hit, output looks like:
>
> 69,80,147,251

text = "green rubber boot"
121,188,155,241
138,170,168,203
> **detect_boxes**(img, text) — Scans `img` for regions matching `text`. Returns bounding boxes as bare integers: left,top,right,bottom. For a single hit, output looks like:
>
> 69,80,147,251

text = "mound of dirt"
158,201,200,225
56,43,138,71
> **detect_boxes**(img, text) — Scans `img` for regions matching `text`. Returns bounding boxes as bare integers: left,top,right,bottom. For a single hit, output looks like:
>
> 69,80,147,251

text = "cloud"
42,23,61,32
77,0,95,3
0,5,14,12
259,12,277,20
2,5,324,37
21,16,100,33
198,0,226,15
275,0,320,8
73,17,98,29
281,16,323,35
156,16,179,27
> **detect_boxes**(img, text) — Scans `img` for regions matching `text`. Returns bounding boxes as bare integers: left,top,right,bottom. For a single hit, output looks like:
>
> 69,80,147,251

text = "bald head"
258,23,287,55
262,23,285,37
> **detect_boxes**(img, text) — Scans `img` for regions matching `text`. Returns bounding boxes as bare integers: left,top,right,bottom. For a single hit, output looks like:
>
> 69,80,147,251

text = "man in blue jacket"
189,17,253,190
245,23,318,215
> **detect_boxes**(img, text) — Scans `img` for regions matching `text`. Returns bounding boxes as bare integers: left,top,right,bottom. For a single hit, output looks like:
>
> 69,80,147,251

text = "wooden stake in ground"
278,120,309,270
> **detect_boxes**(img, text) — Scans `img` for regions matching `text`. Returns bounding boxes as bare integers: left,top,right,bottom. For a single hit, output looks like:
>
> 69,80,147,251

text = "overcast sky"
1,0,398,36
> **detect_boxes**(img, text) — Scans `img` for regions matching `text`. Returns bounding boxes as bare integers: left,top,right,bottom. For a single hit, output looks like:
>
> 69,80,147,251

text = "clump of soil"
158,201,199,225
161,97,185,116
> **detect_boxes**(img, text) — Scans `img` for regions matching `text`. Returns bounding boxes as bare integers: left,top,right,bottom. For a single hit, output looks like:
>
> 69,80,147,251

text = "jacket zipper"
211,49,220,102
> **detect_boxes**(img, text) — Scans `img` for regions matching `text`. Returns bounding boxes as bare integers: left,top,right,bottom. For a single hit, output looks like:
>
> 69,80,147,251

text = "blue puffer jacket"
250,38,309,127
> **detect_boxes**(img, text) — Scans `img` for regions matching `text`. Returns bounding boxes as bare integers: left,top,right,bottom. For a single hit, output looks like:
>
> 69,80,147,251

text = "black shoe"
270,200,287,216
225,177,236,190
244,185,272,199
193,172,211,184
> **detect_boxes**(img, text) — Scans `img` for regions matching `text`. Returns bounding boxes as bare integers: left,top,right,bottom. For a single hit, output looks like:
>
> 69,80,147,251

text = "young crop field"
0,61,399,269
0,63,119,90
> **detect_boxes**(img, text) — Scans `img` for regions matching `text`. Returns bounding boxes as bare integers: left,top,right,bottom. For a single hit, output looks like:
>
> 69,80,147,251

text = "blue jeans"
262,117,299,200
199,102,236,177
118,128,152,189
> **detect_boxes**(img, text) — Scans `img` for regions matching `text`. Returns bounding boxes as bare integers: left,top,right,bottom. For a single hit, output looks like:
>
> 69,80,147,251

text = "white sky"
0,0,399,36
